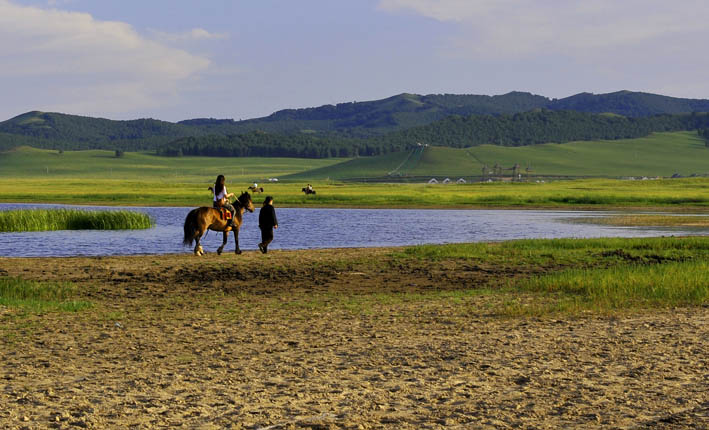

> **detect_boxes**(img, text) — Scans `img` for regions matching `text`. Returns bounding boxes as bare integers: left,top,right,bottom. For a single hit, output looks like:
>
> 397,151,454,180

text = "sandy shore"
1,249,707,429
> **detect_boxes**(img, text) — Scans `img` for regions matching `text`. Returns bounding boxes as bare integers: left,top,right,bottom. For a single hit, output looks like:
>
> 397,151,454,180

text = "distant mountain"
177,92,551,137
179,90,709,137
546,91,709,117
0,111,199,151
2,90,709,153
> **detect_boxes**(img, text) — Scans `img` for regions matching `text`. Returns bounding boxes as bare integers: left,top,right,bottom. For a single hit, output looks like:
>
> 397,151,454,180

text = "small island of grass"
0,209,154,232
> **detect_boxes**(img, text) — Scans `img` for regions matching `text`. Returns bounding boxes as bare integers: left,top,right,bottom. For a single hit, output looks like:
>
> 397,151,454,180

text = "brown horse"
183,191,255,256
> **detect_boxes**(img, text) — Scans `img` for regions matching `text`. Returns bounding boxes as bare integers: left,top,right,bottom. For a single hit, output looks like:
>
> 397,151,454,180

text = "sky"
2,0,709,122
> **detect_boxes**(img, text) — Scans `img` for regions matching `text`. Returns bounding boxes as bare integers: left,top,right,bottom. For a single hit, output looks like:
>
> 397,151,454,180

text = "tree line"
156,110,709,158
700,128,709,147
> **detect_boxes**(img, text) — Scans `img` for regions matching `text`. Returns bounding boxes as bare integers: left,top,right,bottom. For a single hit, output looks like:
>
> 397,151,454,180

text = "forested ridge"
0,111,200,151
2,90,709,157
157,110,709,158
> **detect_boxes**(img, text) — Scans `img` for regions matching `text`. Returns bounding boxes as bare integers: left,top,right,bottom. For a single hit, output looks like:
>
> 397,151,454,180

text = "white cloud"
377,0,709,99
378,0,709,58
0,0,211,118
150,27,229,43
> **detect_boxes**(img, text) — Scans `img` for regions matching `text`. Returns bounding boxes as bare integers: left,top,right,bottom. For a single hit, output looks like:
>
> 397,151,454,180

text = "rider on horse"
208,175,236,226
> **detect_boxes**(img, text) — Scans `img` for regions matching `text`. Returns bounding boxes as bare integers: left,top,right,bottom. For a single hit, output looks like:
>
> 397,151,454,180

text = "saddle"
218,208,233,221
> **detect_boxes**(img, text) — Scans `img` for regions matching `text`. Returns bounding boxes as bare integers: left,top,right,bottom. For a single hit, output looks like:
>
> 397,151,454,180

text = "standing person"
208,174,235,226
258,196,278,254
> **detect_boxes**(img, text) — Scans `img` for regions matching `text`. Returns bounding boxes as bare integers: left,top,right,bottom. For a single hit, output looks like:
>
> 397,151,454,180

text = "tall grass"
0,209,154,232
398,237,709,315
0,276,91,313
512,261,709,312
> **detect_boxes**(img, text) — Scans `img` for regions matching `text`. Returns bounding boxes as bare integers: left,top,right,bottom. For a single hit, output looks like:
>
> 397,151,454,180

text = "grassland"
0,209,153,232
0,146,342,182
1,176,708,209
1,136,708,210
289,131,709,180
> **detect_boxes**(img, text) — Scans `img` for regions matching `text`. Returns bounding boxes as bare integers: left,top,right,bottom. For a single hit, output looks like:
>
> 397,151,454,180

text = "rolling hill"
285,132,709,180
3,90,709,153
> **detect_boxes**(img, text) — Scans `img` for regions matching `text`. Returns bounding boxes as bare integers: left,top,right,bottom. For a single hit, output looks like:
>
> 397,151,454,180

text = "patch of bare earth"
1,248,707,429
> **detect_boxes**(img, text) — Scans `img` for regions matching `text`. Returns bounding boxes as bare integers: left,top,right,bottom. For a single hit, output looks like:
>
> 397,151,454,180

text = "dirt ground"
0,248,707,429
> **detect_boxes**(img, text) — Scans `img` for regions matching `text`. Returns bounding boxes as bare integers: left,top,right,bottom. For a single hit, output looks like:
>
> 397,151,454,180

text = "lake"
0,204,706,257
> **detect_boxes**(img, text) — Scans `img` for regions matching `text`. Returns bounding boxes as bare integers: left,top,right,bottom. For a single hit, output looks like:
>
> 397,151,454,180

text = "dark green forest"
157,111,709,158
699,128,709,146
0,111,200,151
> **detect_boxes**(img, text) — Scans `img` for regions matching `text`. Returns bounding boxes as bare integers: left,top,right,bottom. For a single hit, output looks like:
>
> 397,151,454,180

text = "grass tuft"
0,276,92,313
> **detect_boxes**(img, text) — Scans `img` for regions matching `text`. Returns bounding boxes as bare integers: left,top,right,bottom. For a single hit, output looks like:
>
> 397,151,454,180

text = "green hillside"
288,132,709,180
0,146,342,182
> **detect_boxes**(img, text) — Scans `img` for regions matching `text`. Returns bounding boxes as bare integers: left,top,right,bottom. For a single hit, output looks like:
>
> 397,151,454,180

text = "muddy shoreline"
1,249,707,429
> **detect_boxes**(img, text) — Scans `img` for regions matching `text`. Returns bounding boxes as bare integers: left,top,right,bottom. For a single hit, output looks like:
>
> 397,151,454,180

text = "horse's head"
238,191,255,213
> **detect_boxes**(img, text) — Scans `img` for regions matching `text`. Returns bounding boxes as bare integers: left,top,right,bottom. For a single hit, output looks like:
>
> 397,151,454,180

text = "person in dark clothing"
258,196,278,254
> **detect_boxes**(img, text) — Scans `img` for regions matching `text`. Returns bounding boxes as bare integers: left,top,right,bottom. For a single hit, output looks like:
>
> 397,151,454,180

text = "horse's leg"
194,230,204,256
217,230,229,255
234,227,242,255
195,220,208,256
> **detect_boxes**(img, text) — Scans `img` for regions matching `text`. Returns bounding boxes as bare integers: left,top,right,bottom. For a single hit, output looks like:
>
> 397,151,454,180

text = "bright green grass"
1,141,709,209
0,209,154,232
0,146,343,182
400,237,709,315
288,132,709,180
1,177,708,208
0,277,92,313
515,261,708,310
399,237,709,271
286,150,411,180
469,131,708,177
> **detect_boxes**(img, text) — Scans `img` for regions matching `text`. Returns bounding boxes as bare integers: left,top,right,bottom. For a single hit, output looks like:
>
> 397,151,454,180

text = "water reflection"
0,204,706,257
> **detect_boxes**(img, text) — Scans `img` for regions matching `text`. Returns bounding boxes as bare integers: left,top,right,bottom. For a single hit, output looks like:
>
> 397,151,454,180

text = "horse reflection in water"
182,191,255,256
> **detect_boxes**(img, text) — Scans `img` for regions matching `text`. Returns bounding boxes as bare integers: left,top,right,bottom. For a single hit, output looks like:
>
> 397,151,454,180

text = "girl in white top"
209,175,235,225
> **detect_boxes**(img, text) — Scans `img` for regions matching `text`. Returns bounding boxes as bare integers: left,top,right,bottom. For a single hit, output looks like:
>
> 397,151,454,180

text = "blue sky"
2,0,709,122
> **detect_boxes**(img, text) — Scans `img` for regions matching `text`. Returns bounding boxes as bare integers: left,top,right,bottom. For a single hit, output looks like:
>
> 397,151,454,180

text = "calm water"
0,204,706,257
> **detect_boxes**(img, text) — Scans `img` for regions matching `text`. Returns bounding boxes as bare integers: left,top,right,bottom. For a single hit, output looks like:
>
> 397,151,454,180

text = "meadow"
1,176,707,210
289,131,709,180
1,138,708,210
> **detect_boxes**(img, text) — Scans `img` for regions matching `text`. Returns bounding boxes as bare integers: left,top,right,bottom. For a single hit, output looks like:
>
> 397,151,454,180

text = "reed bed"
517,261,708,307
0,209,154,232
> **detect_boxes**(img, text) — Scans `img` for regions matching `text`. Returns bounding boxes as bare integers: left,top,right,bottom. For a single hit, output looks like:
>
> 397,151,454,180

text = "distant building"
428,178,438,184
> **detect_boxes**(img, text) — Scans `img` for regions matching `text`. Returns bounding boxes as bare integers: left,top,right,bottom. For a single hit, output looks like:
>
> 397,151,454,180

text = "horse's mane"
234,191,251,208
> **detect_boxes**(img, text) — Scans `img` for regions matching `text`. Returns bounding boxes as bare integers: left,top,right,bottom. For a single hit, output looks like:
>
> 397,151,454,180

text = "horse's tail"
183,208,199,246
